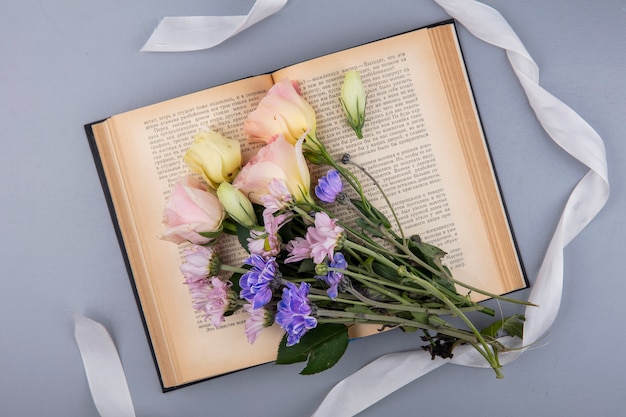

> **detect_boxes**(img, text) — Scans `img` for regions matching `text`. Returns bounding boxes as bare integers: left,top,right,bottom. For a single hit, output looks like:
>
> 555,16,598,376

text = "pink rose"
233,135,312,205
160,175,225,244
243,78,317,145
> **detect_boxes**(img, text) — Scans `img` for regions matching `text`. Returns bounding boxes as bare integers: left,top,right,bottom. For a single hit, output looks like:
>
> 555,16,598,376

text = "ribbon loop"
141,0,288,52
73,313,136,417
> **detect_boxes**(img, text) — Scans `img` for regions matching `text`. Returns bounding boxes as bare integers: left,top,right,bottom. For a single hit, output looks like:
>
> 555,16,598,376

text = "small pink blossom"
180,245,219,283
247,212,289,258
285,236,312,263
243,304,272,344
259,179,293,214
160,176,225,245
187,277,232,328
307,212,344,264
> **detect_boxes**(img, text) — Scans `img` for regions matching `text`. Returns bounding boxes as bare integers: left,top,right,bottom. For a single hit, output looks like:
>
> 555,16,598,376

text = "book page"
92,75,285,389
273,24,525,299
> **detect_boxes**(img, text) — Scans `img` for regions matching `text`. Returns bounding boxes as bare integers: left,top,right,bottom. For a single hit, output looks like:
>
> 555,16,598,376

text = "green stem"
345,266,430,296
307,134,370,209
220,264,249,275
307,293,367,307
342,271,411,306
433,258,535,307
342,285,486,315
380,228,444,277
398,268,502,376
343,240,483,308
343,239,397,270
315,308,485,342
341,200,404,255
292,205,315,223
342,240,502,374
344,159,406,241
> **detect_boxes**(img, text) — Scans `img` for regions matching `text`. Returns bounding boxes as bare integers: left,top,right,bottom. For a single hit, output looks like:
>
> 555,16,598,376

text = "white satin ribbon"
140,0,288,52
312,1,609,415
74,1,609,416
73,313,136,417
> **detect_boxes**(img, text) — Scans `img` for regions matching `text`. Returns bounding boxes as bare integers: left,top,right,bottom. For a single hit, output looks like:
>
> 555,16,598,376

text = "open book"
86,21,526,391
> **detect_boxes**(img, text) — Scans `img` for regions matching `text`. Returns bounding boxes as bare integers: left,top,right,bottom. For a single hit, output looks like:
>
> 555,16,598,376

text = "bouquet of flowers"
160,72,527,378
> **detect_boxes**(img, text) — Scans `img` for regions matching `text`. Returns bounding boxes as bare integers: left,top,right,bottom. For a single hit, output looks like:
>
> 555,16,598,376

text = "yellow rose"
184,130,241,189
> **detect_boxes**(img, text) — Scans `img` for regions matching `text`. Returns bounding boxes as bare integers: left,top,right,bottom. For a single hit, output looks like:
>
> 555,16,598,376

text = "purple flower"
239,255,278,309
315,252,347,299
315,170,343,203
276,282,317,346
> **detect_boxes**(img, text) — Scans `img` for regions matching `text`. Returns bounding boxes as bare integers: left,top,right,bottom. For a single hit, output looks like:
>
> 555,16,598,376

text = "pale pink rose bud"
160,175,225,244
233,135,312,205
243,78,317,145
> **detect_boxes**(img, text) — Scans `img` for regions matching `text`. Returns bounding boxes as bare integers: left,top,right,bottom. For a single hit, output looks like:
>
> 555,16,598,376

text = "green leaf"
407,236,446,265
355,218,384,237
344,305,371,315
235,222,251,253
369,204,392,229
228,269,244,294
275,324,349,375
199,227,223,240
297,259,316,274
303,150,328,165
350,199,391,229
481,314,525,338
221,219,238,235
410,311,429,324
371,261,403,283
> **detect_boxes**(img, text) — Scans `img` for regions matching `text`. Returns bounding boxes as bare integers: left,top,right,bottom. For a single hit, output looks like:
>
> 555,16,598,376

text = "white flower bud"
340,70,367,139
216,182,257,228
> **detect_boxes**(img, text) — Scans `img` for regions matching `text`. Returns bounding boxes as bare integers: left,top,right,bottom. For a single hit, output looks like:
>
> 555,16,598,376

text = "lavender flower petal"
276,282,317,346
240,255,278,309
315,169,343,203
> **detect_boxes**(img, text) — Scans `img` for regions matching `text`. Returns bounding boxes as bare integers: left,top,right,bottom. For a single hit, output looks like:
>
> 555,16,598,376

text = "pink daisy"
187,277,232,328
307,212,344,264
259,178,293,215
243,304,272,344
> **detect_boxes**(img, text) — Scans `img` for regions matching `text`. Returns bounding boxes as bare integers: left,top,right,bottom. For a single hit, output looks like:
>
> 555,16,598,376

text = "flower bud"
243,79,317,145
216,182,257,228
184,129,241,189
340,70,367,139
160,176,225,245
233,135,313,205
314,262,329,276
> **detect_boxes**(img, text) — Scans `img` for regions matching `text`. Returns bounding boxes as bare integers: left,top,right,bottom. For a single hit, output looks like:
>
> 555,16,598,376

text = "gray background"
2,1,625,416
